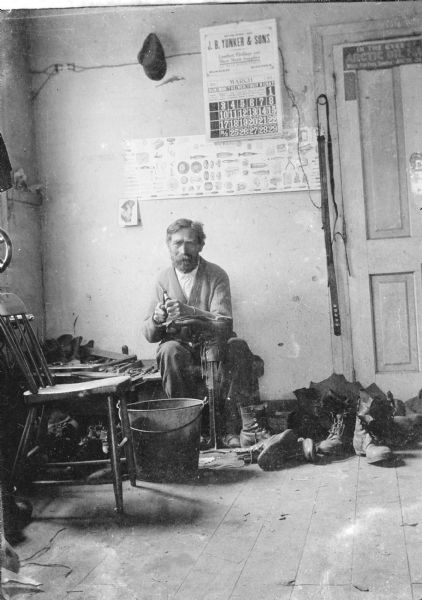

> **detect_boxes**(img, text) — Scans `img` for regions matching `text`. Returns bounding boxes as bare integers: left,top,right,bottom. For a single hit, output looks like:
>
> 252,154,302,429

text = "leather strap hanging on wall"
0,133,12,192
316,94,341,336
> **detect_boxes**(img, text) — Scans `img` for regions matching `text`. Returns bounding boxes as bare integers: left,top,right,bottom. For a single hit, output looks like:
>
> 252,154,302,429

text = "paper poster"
118,198,138,227
122,129,320,201
409,152,422,196
200,19,282,141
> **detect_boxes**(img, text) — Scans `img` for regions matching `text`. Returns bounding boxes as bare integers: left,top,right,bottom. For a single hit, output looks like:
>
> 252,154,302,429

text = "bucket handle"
131,402,204,435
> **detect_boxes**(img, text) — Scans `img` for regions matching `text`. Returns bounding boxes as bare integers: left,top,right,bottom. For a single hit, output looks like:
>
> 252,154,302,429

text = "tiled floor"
7,442,422,600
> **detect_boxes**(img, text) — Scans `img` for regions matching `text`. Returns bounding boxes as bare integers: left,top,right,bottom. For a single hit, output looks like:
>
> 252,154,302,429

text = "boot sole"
257,430,299,471
354,449,393,463
366,450,393,464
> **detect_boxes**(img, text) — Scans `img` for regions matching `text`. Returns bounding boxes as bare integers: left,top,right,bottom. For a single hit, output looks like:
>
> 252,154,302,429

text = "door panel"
371,272,418,372
334,41,422,398
359,68,410,238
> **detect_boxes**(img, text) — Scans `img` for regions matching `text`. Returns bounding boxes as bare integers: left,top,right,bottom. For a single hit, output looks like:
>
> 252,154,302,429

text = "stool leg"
107,395,123,513
11,406,37,485
118,393,136,487
206,361,221,449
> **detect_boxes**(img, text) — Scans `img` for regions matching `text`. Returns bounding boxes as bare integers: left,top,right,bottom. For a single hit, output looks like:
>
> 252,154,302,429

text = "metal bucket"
128,398,204,481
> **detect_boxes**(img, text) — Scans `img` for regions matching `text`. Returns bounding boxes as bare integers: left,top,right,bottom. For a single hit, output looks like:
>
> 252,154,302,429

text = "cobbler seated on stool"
141,218,268,448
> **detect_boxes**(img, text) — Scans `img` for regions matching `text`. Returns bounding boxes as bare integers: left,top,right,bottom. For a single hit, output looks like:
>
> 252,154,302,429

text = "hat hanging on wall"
137,33,167,81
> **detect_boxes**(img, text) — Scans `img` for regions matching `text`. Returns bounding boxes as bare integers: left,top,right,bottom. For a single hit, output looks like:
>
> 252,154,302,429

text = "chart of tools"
122,129,320,201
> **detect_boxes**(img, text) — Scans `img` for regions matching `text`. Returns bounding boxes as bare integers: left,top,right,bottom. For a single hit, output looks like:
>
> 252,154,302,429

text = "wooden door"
334,40,422,399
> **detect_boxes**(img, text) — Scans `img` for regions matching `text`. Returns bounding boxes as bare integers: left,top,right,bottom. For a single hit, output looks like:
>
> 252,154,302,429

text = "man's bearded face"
168,228,202,273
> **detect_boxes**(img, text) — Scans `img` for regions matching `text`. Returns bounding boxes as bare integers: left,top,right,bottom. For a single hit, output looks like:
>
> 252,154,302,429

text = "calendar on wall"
200,19,283,141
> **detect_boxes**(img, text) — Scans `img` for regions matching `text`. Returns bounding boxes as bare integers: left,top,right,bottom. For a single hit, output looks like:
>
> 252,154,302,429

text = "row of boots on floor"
215,374,422,470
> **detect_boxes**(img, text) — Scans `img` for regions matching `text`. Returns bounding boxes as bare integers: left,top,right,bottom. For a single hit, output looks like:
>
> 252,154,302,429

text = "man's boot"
317,411,354,456
235,430,315,468
221,396,241,448
386,391,422,447
239,404,271,448
317,413,346,456
257,429,315,471
353,391,393,464
389,414,422,447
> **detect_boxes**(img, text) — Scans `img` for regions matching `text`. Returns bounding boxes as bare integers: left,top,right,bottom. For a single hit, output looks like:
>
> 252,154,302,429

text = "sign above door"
342,37,422,101
343,37,422,71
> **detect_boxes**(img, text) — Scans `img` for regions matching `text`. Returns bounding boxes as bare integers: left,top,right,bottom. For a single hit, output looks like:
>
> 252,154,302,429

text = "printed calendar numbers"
209,85,279,139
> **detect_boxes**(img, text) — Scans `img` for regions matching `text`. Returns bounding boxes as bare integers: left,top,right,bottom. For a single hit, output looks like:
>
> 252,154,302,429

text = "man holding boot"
141,218,269,449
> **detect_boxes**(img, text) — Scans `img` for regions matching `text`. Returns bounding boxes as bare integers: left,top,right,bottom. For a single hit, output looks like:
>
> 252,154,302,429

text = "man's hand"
165,298,194,321
152,302,167,325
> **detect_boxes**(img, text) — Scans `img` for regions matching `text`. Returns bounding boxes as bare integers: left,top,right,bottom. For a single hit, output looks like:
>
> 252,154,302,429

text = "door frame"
312,17,422,382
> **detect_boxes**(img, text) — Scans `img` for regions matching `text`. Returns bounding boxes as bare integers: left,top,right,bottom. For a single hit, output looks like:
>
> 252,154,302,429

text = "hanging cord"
334,231,351,276
30,51,201,100
278,47,320,210
316,94,350,276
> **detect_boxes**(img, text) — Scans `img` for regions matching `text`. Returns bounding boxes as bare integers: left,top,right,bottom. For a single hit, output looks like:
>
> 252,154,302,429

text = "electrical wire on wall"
30,52,201,101
278,46,320,210
316,93,351,277
331,75,351,277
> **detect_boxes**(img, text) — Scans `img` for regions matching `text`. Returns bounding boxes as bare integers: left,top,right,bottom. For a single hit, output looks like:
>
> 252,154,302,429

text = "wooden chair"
0,291,136,513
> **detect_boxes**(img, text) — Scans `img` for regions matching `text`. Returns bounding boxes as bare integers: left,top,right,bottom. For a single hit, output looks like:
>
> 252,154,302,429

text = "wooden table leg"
118,393,137,486
107,396,123,514
11,406,37,485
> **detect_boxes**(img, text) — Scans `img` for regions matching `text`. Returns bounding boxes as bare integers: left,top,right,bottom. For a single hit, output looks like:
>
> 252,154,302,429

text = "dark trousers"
156,337,263,433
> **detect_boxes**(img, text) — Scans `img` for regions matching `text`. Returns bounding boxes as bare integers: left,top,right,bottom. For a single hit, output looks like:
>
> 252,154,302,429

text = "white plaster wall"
0,17,45,331
0,17,35,181
19,2,421,399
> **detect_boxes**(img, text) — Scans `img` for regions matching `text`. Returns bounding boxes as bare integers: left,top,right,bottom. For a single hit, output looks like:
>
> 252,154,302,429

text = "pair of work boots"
222,401,272,449
318,389,422,464
317,408,392,463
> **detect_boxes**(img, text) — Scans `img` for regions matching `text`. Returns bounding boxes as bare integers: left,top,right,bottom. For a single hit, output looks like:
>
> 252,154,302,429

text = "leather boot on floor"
235,431,315,466
389,414,422,447
317,413,346,456
353,391,393,463
257,429,316,471
239,404,271,448
385,390,422,447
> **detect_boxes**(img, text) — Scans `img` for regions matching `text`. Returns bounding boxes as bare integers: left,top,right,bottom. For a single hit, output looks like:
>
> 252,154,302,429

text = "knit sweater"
142,257,232,343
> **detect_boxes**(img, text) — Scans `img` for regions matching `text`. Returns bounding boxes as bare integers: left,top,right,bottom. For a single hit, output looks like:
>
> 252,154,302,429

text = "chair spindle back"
0,292,54,393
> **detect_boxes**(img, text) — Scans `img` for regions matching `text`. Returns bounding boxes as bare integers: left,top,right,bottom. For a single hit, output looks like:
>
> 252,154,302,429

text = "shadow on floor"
193,466,257,485
31,495,205,529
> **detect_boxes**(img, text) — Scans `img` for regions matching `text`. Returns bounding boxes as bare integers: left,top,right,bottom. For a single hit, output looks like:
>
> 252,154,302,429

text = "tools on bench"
49,345,159,385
